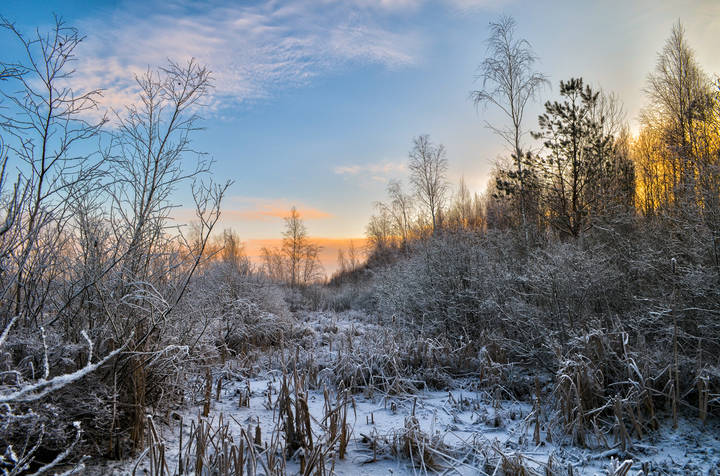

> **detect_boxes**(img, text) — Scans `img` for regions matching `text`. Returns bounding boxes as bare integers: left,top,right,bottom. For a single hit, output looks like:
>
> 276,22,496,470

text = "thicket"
0,17,290,473
357,20,720,447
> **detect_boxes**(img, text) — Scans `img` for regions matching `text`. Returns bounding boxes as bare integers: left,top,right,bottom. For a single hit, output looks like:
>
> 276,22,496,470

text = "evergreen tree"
533,78,615,237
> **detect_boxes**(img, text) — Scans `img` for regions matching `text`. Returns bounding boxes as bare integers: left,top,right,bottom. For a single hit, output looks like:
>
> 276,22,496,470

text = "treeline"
367,20,719,260
352,18,720,445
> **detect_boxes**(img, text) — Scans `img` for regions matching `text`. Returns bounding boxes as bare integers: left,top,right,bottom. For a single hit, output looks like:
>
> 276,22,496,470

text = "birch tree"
408,135,448,233
472,15,548,244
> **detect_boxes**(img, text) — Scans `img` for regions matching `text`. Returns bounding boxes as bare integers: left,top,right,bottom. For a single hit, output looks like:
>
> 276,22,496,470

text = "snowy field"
88,312,720,476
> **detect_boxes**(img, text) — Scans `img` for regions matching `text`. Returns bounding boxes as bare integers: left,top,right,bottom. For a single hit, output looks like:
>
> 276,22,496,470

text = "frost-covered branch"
0,334,130,404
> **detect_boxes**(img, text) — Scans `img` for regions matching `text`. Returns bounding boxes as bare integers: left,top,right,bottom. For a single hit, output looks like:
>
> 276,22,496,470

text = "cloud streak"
334,160,406,182
73,0,423,112
172,197,332,226
222,197,332,222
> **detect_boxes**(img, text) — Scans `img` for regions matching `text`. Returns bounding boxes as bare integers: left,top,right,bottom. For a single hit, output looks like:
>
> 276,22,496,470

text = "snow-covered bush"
366,221,720,435
1,316,127,473
182,261,292,353
300,280,375,312
0,18,228,466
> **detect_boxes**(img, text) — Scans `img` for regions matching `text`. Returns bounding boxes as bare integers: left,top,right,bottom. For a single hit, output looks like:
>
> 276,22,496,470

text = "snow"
89,312,720,475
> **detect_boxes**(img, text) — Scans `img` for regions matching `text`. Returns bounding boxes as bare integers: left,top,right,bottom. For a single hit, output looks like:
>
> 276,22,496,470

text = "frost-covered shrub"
373,228,628,345
181,261,292,353
300,280,375,313
289,311,500,394
373,230,498,338
372,230,622,358
366,219,720,437
0,318,127,470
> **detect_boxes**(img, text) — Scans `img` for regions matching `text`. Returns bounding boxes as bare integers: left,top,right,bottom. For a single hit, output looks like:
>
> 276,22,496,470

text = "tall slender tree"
282,206,308,288
381,180,415,248
472,15,548,244
641,21,710,213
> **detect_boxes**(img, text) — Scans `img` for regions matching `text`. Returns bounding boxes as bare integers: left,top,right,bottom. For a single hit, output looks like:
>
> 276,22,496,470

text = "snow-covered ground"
90,312,720,475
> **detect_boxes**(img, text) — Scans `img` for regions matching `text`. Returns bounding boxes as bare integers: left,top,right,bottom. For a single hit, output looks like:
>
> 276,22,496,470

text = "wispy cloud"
72,0,423,112
349,0,425,12
222,197,332,222
334,160,406,182
172,196,331,226
443,0,514,11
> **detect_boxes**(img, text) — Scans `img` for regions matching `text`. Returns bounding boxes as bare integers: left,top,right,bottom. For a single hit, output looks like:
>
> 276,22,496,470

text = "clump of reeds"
358,415,451,473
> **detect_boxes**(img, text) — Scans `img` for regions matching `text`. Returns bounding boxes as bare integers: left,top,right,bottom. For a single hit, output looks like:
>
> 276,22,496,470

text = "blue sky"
2,0,720,267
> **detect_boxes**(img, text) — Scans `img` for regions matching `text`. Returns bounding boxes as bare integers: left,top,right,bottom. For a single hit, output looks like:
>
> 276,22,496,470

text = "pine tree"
533,78,615,238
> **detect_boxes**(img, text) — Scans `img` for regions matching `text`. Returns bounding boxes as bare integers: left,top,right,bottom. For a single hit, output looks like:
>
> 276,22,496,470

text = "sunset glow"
4,0,719,264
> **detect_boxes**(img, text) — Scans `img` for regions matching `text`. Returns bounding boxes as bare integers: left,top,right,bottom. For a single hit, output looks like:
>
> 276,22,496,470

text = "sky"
2,0,720,272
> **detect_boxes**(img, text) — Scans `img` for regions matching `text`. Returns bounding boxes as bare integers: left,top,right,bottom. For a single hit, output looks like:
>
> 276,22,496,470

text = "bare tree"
347,239,360,269
642,21,709,211
337,248,348,274
282,206,308,288
106,58,229,447
0,15,233,466
366,205,394,250
0,16,107,323
302,242,324,284
264,206,324,288
644,22,706,153
408,135,448,232
472,15,548,245
216,228,250,273
0,17,134,470
378,180,415,248
261,246,287,283
335,240,361,274
641,22,720,277
447,176,483,230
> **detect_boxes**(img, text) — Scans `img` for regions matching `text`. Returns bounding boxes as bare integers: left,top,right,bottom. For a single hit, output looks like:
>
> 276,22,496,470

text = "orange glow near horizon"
243,237,369,277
